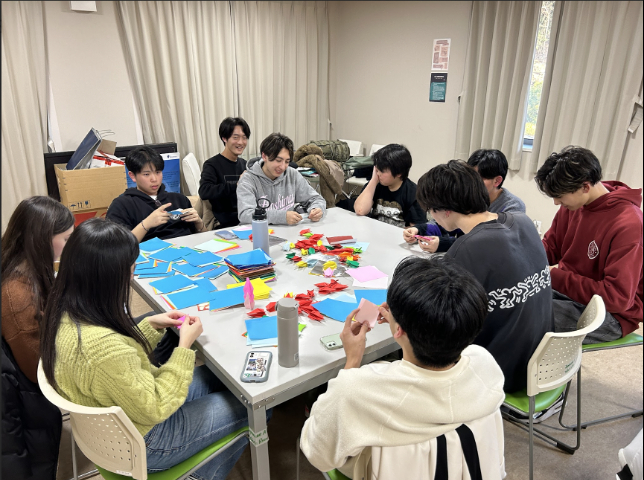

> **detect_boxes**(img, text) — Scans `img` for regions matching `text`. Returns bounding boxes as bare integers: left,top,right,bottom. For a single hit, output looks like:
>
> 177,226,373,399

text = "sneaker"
503,394,565,424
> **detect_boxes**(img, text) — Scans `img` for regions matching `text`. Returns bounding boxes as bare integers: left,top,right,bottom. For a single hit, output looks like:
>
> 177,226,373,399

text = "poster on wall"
429,73,448,102
432,38,451,71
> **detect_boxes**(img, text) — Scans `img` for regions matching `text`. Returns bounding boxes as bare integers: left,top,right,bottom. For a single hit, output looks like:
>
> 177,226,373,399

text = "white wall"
45,1,140,152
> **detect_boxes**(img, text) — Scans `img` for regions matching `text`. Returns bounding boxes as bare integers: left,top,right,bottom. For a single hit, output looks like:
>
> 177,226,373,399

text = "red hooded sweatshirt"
542,181,643,336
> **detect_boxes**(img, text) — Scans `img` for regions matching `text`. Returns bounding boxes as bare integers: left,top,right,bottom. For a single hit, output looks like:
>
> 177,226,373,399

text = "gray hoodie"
236,159,326,224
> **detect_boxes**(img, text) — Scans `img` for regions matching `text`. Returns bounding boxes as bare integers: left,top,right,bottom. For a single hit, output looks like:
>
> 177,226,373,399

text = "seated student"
403,148,526,253
199,117,250,229
301,256,506,479
236,132,326,225
353,144,426,228
535,146,643,343
107,146,207,242
1,196,74,480
416,160,553,396
40,219,261,480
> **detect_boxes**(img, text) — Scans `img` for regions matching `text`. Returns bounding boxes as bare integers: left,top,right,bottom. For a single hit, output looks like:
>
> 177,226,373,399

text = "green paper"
286,253,295,259
352,247,363,253
308,247,315,254
347,260,360,267
303,232,313,238
298,323,307,332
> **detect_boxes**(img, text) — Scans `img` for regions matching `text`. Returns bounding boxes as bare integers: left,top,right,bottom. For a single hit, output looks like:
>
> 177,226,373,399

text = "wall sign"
429,73,448,102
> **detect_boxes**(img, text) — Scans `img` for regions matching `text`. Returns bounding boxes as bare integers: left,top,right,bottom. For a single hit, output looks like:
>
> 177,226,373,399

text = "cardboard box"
55,163,127,211
55,137,126,211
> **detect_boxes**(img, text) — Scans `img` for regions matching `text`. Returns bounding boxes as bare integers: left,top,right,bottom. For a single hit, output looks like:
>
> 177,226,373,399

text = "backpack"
307,140,351,162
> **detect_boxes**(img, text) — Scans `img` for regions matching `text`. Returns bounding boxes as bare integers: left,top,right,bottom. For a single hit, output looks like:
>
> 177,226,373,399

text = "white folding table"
132,208,426,480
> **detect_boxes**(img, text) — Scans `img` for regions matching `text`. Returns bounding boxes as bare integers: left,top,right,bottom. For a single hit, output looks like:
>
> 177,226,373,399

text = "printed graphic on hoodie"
588,240,599,259
487,265,551,312
267,193,296,212
373,200,405,228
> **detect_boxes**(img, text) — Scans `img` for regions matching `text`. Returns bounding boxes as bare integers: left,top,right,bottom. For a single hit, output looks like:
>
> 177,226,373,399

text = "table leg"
248,404,270,480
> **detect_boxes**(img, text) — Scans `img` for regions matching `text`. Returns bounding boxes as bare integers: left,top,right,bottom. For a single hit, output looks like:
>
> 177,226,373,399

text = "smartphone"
240,351,272,383
216,230,238,241
320,333,343,351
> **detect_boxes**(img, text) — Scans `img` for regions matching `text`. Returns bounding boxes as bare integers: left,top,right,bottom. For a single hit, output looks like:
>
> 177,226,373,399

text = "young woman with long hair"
40,218,254,480
1,195,75,382
1,195,74,480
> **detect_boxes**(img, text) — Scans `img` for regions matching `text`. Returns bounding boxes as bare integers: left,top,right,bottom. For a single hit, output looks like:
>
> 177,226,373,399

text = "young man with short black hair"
403,149,526,253
416,160,553,395
107,146,206,242
236,133,326,225
535,145,643,343
199,117,251,228
354,144,426,228
301,257,506,479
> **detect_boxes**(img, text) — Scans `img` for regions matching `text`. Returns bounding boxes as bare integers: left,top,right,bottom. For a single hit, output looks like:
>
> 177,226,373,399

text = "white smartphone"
240,351,272,383
320,333,343,351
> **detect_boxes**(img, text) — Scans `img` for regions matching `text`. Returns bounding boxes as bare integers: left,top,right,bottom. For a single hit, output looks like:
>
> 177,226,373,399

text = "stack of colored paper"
227,278,272,299
139,237,173,253
224,249,276,283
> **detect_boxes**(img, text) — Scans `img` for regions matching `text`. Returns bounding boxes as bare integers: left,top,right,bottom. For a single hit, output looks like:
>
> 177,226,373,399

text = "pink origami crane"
243,277,255,309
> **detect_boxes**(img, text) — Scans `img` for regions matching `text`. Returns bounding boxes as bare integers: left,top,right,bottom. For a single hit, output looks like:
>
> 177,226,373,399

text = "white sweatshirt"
300,345,506,477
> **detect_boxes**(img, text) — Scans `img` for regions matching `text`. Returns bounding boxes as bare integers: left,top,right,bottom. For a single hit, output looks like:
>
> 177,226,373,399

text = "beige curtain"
231,1,329,156
1,1,49,232
529,1,643,178
116,1,238,165
455,1,541,170
116,1,330,166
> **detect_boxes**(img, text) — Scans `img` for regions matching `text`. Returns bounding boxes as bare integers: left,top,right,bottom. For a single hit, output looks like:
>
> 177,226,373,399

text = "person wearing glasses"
199,117,251,229
107,146,207,242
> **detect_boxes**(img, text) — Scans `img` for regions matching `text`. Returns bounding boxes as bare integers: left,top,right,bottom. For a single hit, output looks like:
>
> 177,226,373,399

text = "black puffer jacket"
1,337,61,480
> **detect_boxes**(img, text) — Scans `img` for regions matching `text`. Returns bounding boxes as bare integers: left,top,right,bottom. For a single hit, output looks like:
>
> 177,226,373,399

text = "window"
523,1,555,149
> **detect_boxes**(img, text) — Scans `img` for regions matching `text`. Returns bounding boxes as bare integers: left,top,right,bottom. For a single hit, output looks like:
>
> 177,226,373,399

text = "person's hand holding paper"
340,307,369,369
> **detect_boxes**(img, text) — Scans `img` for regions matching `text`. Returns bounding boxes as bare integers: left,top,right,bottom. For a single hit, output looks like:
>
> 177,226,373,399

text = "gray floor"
56,288,643,480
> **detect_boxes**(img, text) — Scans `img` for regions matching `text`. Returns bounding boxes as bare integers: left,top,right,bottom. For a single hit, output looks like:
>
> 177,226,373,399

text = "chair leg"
71,434,78,480
529,396,535,480
504,372,583,456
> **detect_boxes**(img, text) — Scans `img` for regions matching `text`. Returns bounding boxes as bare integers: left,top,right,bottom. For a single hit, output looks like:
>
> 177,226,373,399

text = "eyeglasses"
230,135,248,142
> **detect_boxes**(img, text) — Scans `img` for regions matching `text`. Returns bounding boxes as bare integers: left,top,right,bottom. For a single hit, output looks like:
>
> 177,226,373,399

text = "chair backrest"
338,139,363,157
526,295,606,396
182,153,202,196
369,144,386,156
37,361,148,480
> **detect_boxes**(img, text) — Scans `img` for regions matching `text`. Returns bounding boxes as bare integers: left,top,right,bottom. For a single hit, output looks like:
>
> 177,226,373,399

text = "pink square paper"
347,266,388,284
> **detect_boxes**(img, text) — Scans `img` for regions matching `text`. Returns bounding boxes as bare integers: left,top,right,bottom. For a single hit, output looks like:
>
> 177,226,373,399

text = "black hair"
467,149,508,188
1,196,75,322
416,160,490,214
260,133,294,162
387,256,488,368
125,146,164,174
535,146,603,198
372,144,412,181
219,117,251,145
40,218,151,390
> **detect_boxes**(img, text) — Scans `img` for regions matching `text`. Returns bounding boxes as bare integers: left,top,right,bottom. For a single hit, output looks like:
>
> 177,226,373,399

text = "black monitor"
44,142,178,201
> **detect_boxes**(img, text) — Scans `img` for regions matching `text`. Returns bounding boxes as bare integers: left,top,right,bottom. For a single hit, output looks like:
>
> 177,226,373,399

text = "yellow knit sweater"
54,315,195,436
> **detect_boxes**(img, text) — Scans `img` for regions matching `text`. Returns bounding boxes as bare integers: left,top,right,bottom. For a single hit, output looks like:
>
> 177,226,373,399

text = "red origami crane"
315,279,348,295
246,308,266,318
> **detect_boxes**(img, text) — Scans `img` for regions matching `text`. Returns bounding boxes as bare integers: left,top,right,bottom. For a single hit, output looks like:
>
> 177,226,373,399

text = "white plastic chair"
338,139,363,157
182,153,201,196
369,144,386,156
502,294,606,480
37,361,248,480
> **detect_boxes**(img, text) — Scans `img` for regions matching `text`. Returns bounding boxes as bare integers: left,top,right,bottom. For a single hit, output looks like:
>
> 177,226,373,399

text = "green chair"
323,470,351,480
557,332,643,431
502,295,606,480
38,362,249,480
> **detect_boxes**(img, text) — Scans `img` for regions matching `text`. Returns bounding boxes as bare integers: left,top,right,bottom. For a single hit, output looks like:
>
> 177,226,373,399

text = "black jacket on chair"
1,337,62,480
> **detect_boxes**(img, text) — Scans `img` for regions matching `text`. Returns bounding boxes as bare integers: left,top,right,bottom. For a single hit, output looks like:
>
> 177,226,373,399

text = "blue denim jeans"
144,365,268,480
